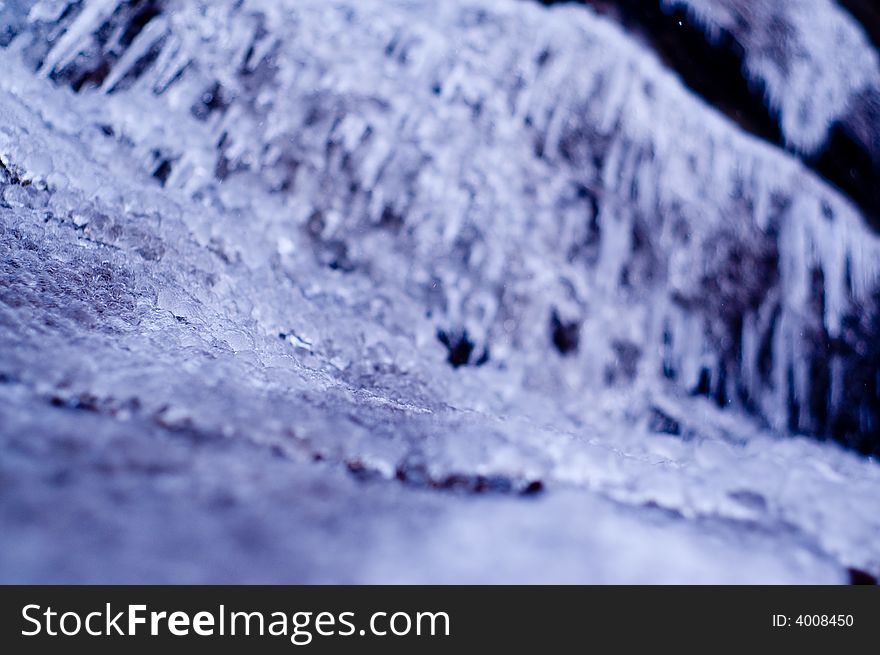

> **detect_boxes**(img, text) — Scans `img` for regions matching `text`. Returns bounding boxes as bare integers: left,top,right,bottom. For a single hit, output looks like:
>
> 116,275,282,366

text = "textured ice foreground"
1,0,879,583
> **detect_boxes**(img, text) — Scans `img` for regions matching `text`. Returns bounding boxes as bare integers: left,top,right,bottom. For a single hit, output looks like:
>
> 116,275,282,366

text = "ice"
1,0,879,583
663,0,880,157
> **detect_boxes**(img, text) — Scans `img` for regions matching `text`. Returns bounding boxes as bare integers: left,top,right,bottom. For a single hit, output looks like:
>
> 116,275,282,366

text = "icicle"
101,15,169,93
39,0,120,77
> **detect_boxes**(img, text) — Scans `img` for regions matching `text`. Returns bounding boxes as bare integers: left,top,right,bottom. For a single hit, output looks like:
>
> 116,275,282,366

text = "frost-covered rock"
662,0,880,222
1,0,879,582
4,0,879,445
665,0,880,157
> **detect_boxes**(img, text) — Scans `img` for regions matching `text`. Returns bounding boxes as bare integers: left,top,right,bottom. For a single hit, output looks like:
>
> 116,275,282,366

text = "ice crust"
1,0,879,582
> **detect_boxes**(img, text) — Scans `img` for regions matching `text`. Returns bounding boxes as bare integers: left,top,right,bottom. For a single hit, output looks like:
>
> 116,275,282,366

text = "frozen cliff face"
540,0,880,226
662,0,880,221
664,0,880,156
3,0,879,449
1,0,879,582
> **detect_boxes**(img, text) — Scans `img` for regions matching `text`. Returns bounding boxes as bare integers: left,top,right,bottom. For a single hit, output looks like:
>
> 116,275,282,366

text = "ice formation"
662,0,880,222
664,0,880,156
1,0,879,583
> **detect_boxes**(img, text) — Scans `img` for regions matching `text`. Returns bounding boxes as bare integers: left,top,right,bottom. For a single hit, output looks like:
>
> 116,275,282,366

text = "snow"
1,0,879,583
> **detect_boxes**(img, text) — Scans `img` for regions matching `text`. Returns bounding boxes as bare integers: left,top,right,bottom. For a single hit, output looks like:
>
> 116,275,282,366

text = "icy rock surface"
0,0,879,582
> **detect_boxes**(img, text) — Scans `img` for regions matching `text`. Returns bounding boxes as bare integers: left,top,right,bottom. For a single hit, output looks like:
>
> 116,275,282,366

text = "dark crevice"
535,0,880,228
812,125,880,232
829,291,880,457
550,310,580,356
120,0,163,47
46,0,166,92
105,34,167,93
344,458,545,497
394,460,544,496
437,328,489,368
648,407,681,436
191,81,230,122
0,159,28,186
438,329,474,367
693,367,711,397
847,567,878,585
152,158,173,185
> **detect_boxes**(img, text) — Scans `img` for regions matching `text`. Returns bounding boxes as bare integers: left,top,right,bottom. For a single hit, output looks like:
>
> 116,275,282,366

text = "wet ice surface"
1,0,879,583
